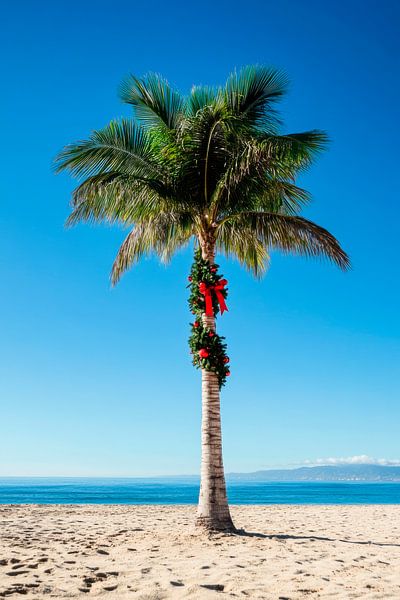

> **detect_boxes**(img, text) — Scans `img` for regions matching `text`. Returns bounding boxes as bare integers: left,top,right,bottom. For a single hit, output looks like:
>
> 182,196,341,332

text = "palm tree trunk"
195,241,235,532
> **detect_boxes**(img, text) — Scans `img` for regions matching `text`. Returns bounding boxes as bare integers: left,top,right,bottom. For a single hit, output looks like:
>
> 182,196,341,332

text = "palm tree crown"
56,66,349,281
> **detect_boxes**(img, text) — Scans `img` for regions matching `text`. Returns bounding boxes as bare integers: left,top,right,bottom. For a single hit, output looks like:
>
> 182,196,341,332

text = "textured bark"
195,239,235,532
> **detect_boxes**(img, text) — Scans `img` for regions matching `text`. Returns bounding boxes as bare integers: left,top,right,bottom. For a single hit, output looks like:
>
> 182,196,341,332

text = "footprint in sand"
103,584,118,591
200,584,225,591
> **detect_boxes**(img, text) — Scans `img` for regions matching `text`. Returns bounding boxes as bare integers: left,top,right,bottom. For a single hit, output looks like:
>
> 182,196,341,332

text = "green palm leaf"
120,73,184,130
66,175,167,226
111,214,193,284
220,212,350,270
186,86,220,116
216,221,269,276
55,119,160,179
224,65,289,131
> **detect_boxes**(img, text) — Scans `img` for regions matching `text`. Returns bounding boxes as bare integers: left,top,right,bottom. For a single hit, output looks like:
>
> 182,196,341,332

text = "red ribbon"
199,279,228,317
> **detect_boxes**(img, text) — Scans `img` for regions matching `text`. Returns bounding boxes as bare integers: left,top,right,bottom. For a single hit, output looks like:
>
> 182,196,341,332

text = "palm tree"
56,66,349,532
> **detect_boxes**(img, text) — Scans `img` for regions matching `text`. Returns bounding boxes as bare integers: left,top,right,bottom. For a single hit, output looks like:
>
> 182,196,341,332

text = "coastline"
1,504,399,598
1,479,399,505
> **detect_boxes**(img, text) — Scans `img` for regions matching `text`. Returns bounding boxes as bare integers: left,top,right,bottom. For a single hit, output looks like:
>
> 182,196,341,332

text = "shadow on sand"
234,529,400,548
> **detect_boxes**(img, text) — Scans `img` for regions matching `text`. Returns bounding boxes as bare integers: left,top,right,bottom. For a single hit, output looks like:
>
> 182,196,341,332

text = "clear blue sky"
1,0,399,476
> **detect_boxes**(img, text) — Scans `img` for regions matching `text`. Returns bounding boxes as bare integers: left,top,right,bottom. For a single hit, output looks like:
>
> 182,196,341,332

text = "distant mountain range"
227,464,400,482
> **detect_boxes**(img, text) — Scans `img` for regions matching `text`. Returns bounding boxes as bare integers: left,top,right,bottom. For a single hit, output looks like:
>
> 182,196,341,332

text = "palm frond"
259,130,329,170
224,131,328,187
211,135,313,218
216,221,269,277
215,175,311,220
177,104,230,206
120,73,184,129
66,175,169,227
254,181,311,215
186,86,219,116
111,225,149,284
219,212,350,270
111,214,194,284
224,65,289,131
55,119,161,179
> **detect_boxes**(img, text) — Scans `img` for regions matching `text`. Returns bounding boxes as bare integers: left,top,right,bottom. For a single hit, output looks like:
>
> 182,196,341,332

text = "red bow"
199,279,228,317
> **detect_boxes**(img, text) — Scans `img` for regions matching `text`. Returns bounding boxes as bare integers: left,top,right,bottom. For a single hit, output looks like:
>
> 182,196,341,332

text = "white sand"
0,504,399,598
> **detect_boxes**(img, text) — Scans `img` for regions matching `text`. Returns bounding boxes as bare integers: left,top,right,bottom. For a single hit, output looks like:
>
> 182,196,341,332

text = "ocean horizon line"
2,463,400,482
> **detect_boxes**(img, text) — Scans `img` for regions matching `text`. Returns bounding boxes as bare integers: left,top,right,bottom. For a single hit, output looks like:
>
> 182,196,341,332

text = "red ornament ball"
198,348,209,358
211,267,217,272
223,356,230,364
208,331,214,337
226,371,231,376
193,321,200,328
188,276,192,281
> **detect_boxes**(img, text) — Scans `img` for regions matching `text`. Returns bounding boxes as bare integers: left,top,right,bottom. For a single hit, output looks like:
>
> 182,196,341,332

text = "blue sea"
0,478,399,504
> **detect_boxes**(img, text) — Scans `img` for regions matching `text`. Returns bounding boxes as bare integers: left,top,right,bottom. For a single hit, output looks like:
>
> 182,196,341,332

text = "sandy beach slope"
0,504,399,598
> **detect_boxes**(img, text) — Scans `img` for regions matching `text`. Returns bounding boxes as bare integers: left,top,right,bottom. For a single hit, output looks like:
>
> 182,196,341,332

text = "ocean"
0,478,399,504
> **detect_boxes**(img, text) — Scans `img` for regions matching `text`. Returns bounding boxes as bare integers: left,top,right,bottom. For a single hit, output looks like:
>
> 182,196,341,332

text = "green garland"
188,249,230,388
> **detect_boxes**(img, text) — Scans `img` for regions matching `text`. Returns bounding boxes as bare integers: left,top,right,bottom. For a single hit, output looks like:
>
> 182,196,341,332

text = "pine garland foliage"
188,249,230,387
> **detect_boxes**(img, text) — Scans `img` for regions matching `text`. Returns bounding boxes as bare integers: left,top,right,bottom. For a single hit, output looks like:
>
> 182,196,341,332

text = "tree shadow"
234,529,400,548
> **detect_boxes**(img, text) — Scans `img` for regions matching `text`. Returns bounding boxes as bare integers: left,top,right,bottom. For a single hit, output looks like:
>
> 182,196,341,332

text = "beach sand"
0,504,399,599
